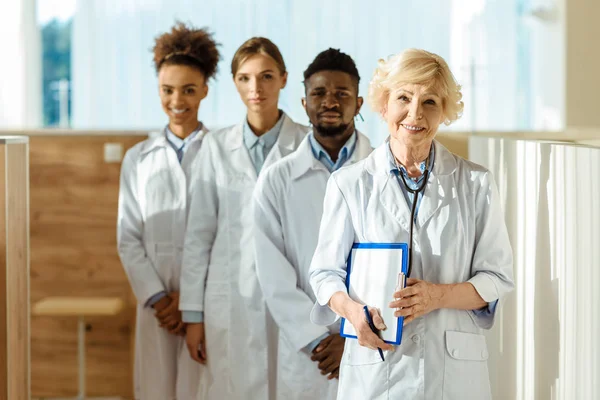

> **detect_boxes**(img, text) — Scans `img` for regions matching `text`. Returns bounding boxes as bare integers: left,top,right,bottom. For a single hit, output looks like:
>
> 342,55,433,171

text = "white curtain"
0,0,42,129
71,0,549,144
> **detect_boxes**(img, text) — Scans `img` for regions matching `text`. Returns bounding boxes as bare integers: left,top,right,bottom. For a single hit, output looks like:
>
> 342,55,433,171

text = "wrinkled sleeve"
117,148,166,304
467,171,515,329
253,171,330,352
179,135,219,315
309,173,355,326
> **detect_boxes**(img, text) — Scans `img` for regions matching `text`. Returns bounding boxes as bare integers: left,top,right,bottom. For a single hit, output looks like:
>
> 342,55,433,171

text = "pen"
363,305,385,362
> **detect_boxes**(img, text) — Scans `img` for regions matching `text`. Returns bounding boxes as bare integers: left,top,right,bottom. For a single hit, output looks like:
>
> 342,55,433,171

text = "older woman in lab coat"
117,23,220,400
308,49,515,400
179,37,308,400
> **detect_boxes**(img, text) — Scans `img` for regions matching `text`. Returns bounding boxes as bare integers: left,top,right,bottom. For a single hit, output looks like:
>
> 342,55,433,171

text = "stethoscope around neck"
393,162,430,278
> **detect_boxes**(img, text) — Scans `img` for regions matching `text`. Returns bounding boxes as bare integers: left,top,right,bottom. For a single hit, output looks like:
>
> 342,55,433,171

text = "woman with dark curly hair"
117,22,220,400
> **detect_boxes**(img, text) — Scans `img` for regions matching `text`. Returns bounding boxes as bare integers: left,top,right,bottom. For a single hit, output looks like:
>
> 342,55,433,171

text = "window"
38,0,75,127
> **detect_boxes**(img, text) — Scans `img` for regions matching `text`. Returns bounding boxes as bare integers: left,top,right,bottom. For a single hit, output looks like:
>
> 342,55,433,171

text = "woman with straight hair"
180,37,309,399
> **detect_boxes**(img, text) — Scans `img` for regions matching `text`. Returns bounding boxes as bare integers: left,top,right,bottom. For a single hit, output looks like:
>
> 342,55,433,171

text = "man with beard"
253,48,372,399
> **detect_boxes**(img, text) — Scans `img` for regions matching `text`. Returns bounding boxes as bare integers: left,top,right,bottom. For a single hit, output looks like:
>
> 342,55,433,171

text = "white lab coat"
309,141,515,400
117,125,209,400
253,131,372,400
180,113,309,400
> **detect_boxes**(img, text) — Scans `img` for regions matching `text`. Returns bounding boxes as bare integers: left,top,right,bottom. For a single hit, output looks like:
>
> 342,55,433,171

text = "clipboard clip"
395,273,406,312
396,272,406,295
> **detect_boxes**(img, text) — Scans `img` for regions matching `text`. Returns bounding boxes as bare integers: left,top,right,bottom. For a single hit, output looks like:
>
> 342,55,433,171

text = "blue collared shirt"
165,123,203,164
243,112,285,174
308,131,357,173
387,140,435,222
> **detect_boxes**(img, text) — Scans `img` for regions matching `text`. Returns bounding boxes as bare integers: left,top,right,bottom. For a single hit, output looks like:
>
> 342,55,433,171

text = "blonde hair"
231,37,286,76
368,49,464,125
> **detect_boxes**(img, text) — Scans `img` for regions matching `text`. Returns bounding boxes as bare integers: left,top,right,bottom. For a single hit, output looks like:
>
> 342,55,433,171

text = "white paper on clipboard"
340,243,408,344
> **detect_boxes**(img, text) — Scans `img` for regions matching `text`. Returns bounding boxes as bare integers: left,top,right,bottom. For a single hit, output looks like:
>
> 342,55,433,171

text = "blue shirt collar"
165,123,202,149
243,111,285,150
309,130,358,172
386,139,435,179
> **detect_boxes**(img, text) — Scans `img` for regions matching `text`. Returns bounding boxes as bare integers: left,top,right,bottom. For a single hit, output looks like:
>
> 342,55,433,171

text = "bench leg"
78,316,86,400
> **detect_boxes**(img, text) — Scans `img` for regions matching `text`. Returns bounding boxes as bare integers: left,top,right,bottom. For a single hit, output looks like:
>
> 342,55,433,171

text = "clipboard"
340,243,408,345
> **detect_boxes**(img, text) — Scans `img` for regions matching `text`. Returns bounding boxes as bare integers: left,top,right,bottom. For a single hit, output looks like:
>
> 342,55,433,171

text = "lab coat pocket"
443,330,491,400
345,338,385,366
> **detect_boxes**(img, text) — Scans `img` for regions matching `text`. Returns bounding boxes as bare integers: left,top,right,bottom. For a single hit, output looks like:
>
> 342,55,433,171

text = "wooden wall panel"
0,140,31,400
7,143,30,399
29,135,144,399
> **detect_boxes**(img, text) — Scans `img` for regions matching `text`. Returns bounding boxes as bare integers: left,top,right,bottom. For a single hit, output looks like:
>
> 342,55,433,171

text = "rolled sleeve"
315,280,348,307
468,272,501,303
468,171,515,329
302,333,330,355
182,311,204,323
145,291,167,308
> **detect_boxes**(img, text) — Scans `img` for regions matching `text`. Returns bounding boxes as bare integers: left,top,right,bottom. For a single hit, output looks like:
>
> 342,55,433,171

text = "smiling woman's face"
383,83,445,148
158,64,207,132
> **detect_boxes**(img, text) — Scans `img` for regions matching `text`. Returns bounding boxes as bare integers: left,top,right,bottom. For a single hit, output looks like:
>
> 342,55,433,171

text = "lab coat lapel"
263,113,302,171
290,135,325,180
345,130,372,166
368,146,412,232
417,141,458,227
226,122,258,181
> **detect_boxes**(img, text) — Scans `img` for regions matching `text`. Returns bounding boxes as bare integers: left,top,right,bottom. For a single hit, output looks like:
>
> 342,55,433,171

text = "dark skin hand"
153,292,186,336
310,334,345,380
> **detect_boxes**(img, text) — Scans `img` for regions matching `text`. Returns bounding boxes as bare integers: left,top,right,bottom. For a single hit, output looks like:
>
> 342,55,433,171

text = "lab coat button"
411,334,420,344
481,350,488,359
452,349,460,358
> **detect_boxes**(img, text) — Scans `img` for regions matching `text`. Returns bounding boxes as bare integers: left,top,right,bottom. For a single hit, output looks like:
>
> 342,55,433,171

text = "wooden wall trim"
0,144,7,400
6,143,30,399
0,142,30,399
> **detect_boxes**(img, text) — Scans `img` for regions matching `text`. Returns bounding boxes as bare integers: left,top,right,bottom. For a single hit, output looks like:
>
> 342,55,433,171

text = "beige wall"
565,0,600,129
